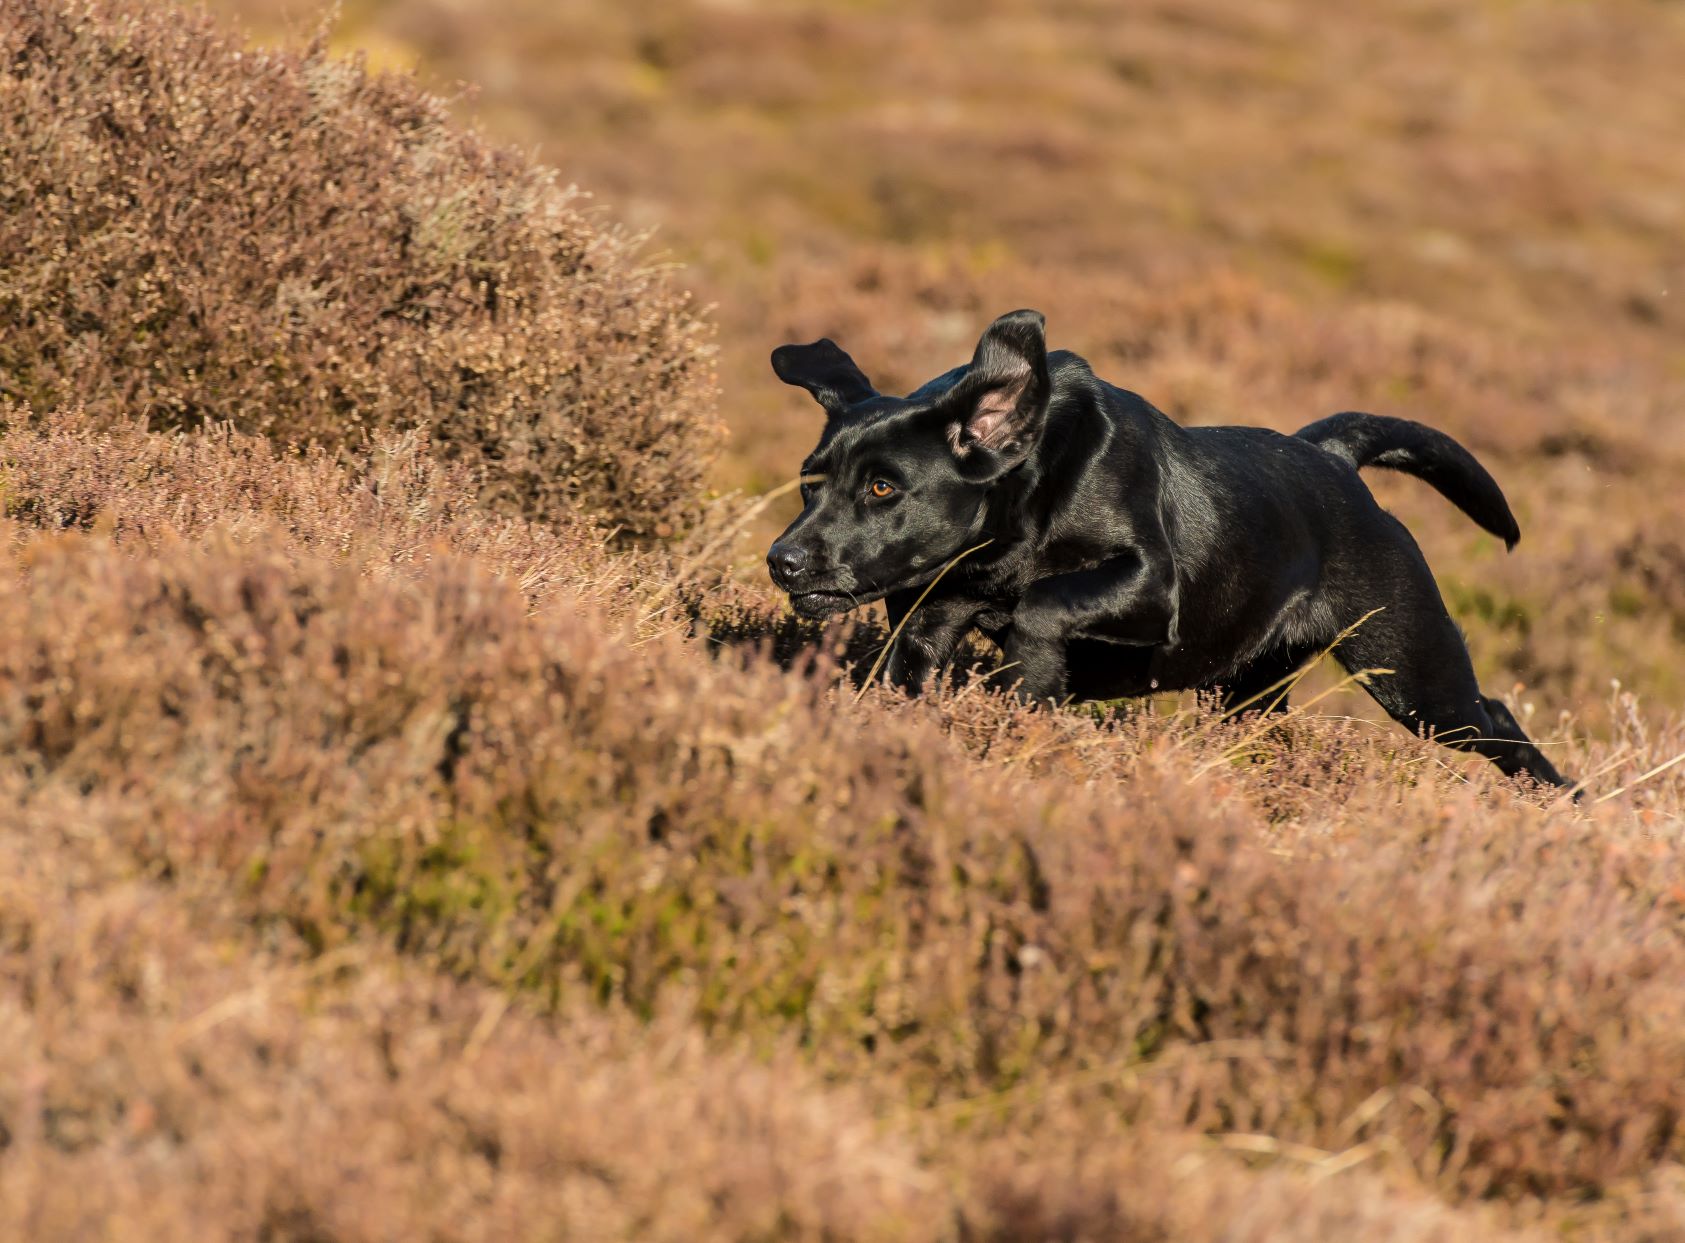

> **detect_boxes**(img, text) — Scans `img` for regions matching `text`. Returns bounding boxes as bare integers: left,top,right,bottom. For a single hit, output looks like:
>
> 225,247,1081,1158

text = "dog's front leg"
880,590,985,694
996,552,1177,704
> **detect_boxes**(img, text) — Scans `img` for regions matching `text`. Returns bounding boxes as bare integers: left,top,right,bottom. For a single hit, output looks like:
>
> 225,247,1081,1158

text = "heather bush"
4,519,1684,1216
0,409,627,611
0,0,719,536
1,807,1566,1243
0,823,941,1242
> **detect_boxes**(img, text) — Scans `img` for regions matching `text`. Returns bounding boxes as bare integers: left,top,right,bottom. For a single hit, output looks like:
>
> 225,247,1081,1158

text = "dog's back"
1140,421,1383,684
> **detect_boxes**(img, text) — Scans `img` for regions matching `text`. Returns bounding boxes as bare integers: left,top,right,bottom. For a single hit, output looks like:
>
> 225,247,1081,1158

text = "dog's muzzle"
767,542,860,616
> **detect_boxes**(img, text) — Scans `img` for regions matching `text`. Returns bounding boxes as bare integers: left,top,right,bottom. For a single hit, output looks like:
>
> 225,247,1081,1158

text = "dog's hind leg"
1480,696,1572,789
1220,646,1314,717
1330,594,1570,789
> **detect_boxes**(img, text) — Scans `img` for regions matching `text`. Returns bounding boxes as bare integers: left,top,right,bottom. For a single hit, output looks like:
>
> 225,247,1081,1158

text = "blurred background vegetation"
218,0,1685,716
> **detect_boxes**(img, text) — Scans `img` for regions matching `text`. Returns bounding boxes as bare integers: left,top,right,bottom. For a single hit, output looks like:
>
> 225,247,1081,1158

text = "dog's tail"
1296,411,1521,550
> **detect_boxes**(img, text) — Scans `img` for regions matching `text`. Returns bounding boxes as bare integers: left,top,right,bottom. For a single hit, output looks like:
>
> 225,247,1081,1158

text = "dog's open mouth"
789,590,857,618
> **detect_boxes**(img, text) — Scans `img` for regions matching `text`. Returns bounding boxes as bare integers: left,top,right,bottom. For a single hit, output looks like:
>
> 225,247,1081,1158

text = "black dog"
766,309,1569,788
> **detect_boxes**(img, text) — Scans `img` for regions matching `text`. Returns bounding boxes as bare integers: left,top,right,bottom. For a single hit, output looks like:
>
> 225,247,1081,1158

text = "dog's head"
766,309,1051,617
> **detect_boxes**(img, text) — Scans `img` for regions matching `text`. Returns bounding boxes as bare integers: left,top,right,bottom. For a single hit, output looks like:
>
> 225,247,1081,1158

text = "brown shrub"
963,1127,1546,1243
1,806,1570,1243
0,408,626,611
3,518,1683,1214
0,823,941,1242
0,0,720,536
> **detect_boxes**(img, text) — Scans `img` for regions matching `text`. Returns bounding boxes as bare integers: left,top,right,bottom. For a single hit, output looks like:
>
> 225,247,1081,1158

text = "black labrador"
766,309,1569,789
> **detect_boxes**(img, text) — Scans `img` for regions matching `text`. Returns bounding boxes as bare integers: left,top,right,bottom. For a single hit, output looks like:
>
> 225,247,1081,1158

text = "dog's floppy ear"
946,309,1050,472
770,339,879,417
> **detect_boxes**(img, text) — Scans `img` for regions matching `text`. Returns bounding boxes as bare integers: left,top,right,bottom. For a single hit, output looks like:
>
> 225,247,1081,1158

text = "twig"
856,539,994,701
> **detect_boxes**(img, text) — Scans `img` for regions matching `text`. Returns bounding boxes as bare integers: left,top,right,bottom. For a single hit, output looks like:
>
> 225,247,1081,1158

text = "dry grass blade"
1548,745,1639,808
856,539,993,700
1593,747,1685,805
1219,607,1388,721
1198,665,1394,774
637,475,808,631
1215,1133,1337,1165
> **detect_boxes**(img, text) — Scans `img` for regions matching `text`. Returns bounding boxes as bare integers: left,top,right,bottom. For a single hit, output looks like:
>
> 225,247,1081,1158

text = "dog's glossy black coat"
767,310,1568,788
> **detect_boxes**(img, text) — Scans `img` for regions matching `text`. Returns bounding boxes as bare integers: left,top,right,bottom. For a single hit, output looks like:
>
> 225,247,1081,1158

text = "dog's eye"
869,479,896,499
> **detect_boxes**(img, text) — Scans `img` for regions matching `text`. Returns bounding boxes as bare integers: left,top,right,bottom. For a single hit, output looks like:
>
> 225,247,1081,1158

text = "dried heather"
0,0,720,535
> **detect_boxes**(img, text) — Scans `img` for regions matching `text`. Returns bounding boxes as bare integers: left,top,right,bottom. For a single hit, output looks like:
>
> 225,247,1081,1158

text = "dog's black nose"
767,542,810,585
